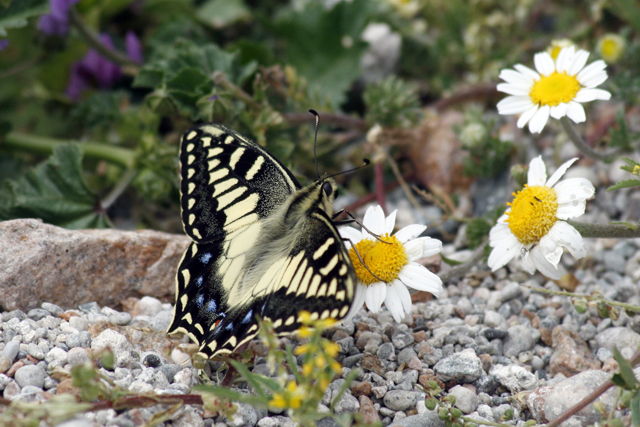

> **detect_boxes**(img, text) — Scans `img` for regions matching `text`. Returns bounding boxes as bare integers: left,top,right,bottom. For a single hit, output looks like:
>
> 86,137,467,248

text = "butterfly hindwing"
168,123,356,358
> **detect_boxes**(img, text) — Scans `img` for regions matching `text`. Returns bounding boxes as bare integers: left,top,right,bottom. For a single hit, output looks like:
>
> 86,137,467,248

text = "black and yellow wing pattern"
167,124,356,358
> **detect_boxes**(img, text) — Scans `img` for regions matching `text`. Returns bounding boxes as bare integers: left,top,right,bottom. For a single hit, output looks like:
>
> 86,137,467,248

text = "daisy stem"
567,220,640,238
523,284,640,313
560,117,623,163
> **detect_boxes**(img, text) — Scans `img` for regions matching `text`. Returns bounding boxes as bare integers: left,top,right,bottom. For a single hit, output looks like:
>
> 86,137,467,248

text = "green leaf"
0,0,48,37
607,179,640,192
197,0,250,29
132,39,257,119
272,0,378,106
440,254,464,266
632,390,640,427
0,144,110,229
613,346,639,389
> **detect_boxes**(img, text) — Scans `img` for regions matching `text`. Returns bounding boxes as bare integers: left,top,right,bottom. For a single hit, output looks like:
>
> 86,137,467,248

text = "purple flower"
37,0,79,36
66,33,143,100
125,31,143,64
0,40,8,51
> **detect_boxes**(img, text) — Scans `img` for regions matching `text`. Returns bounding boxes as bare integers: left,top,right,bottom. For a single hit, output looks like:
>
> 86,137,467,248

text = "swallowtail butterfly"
167,123,357,358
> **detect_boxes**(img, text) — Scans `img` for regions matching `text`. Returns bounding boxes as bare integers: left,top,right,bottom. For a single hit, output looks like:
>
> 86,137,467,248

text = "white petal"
577,60,607,86
514,64,540,81
546,157,578,187
568,50,590,76
556,200,587,220
530,246,562,279
394,224,427,243
498,96,536,114
385,283,408,323
555,46,575,73
384,210,397,235
580,71,608,89
398,262,443,296
497,83,531,96
489,221,515,246
534,51,556,76
547,221,586,259
393,281,413,314
566,101,586,123
516,105,539,128
554,177,595,203
549,103,568,119
422,237,443,258
521,251,537,274
538,232,563,266
339,226,363,249
499,68,535,86
404,237,442,260
574,88,611,103
528,105,550,133
404,238,425,260
488,240,521,271
343,283,368,322
363,205,385,239
365,281,387,312
527,156,548,186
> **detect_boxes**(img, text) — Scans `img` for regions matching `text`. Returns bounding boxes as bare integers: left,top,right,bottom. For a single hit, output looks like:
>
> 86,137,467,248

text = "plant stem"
438,242,487,282
524,284,640,313
568,220,640,238
212,72,262,111
3,133,135,168
101,168,138,210
560,116,623,163
68,8,140,76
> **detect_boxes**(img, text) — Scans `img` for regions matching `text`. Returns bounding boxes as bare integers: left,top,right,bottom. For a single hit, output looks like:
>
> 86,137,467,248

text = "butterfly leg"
336,210,392,244
342,237,388,283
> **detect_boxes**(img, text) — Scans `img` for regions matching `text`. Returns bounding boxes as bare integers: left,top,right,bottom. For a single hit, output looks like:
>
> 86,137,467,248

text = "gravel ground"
1,157,639,427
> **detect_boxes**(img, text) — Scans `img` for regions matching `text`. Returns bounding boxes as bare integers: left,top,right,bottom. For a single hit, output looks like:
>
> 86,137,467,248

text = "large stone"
549,326,601,377
542,370,616,425
503,325,541,357
0,219,189,311
434,348,483,383
595,327,640,360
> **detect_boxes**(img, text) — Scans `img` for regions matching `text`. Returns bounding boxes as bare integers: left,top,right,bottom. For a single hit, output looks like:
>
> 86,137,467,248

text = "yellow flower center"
506,185,558,246
348,234,408,285
529,72,581,107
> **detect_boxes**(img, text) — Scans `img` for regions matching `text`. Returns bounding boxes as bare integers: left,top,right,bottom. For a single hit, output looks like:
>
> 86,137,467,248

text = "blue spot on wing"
225,322,234,331
195,276,203,287
196,294,204,308
206,300,217,313
242,310,253,324
200,253,212,264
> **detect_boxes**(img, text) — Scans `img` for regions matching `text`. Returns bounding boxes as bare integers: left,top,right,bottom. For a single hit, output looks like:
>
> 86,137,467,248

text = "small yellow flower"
294,343,311,356
270,393,287,409
546,39,574,60
322,342,340,358
597,33,625,63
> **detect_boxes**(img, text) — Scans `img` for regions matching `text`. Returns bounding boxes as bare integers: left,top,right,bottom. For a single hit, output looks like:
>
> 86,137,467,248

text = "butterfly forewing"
168,123,356,359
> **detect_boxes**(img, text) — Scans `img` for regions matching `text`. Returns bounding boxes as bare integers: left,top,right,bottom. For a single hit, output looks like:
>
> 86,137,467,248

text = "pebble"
449,385,478,414
434,348,483,383
491,364,538,392
383,390,421,411
14,364,47,388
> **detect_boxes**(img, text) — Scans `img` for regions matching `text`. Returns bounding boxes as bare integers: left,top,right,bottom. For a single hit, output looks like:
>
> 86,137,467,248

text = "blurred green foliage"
0,0,637,231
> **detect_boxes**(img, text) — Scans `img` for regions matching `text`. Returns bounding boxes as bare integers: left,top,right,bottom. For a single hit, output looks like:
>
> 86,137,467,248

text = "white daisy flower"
340,205,443,323
497,46,611,133
488,156,595,279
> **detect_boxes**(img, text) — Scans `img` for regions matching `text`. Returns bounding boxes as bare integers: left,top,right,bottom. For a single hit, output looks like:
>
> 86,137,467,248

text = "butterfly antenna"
309,109,321,180
326,159,371,180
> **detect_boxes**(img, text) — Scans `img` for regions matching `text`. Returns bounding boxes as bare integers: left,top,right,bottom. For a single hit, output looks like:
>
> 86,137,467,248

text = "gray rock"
499,282,523,302
27,343,44,360
27,308,51,321
109,312,132,326
336,337,354,354
226,402,257,427
342,353,364,368
483,311,507,330
377,342,395,360
2,341,19,361
434,348,483,383
172,404,205,427
53,417,95,427
91,329,133,367
334,393,360,414
490,364,538,392
503,325,540,357
543,370,615,425
397,347,418,366
14,365,46,388
67,347,90,366
41,302,63,316
596,327,640,359
151,310,172,331
449,385,478,414
392,331,415,349
386,411,445,427
383,390,421,411
66,334,82,349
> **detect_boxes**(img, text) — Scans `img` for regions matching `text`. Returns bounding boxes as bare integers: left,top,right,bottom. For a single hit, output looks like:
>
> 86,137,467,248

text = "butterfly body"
168,124,356,358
